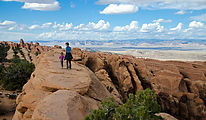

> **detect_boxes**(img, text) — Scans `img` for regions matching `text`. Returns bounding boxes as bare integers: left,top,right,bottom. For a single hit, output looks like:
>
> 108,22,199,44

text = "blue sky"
0,0,206,41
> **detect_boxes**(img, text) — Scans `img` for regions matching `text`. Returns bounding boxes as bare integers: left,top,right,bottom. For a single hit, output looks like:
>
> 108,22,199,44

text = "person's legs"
61,60,63,68
66,60,68,69
69,60,71,69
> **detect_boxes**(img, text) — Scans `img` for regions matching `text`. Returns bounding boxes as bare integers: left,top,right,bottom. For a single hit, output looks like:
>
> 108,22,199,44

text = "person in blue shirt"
65,42,73,69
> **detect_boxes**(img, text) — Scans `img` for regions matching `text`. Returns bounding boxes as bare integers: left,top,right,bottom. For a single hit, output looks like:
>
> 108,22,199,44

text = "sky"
0,0,206,41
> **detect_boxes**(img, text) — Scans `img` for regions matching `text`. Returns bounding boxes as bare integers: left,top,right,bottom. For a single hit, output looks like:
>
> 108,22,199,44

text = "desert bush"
12,47,20,59
8,94,17,99
85,89,162,120
28,53,32,61
0,65,5,81
35,51,39,56
0,43,10,62
1,59,35,91
19,48,26,59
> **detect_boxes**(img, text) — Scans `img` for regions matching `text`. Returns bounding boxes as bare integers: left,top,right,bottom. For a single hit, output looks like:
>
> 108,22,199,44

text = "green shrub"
86,98,119,120
28,53,32,61
8,57,21,63
19,48,26,59
1,59,35,91
12,47,20,59
35,51,39,56
0,65,5,81
8,94,17,99
85,89,162,120
0,43,10,62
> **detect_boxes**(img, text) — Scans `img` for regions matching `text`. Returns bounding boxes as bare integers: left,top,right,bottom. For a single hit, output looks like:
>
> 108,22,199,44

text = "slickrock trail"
12,49,111,120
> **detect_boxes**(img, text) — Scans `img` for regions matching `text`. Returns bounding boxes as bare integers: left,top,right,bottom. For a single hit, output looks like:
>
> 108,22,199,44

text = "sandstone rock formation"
12,49,112,120
70,50,206,120
71,48,83,61
20,39,24,48
6,47,14,60
156,113,178,120
1,39,50,64
10,44,206,120
54,45,62,49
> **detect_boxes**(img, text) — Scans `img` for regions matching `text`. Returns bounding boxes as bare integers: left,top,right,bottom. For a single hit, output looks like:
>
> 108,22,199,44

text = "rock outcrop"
71,49,206,120
10,45,206,120
12,49,112,120
156,113,178,120
1,39,50,64
71,48,83,61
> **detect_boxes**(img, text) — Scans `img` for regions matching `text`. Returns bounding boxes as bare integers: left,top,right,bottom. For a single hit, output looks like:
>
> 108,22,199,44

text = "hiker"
65,42,73,69
59,52,64,69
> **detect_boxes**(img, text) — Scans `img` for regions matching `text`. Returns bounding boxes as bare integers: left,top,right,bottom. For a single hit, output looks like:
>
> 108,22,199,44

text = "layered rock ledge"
12,49,112,120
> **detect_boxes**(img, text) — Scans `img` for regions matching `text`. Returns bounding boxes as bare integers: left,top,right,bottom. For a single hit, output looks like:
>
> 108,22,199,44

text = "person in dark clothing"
65,42,73,69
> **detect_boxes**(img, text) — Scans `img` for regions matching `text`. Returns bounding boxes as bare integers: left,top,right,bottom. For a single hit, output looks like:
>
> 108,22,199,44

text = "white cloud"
152,19,172,23
191,13,206,21
2,0,57,4
74,20,110,31
170,23,183,31
0,20,16,29
96,0,206,10
37,30,114,40
140,22,164,33
29,24,40,29
113,21,138,32
88,20,110,30
183,21,205,33
53,22,73,31
27,22,72,30
100,4,138,14
22,1,60,11
74,24,85,30
1,19,206,41
8,27,15,30
42,22,52,28
59,23,73,30
189,21,204,28
175,10,186,15
2,0,60,11
0,20,16,26
0,31,37,41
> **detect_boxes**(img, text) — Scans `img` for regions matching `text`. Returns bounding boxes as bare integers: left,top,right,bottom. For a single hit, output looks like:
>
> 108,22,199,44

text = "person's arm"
65,49,67,54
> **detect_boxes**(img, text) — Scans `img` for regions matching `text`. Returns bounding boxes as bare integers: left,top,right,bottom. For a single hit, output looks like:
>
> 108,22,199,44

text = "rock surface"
156,113,178,120
74,51,206,120
12,49,112,120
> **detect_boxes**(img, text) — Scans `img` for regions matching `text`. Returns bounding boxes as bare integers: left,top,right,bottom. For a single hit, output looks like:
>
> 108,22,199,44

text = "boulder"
71,48,83,61
156,113,178,120
32,90,98,120
54,45,62,49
